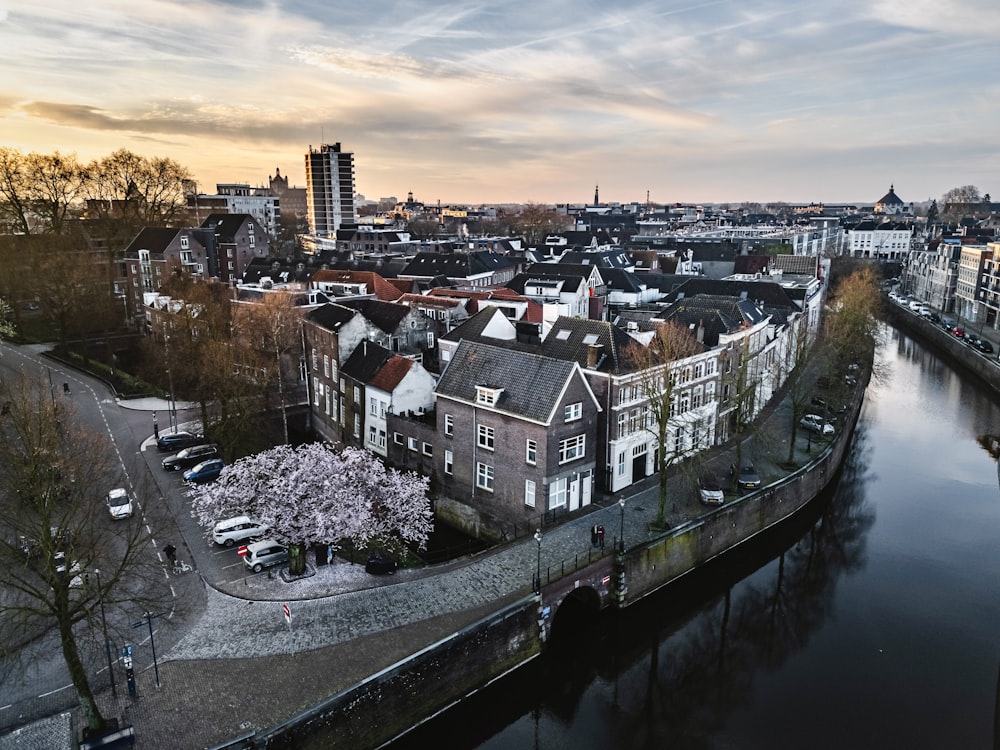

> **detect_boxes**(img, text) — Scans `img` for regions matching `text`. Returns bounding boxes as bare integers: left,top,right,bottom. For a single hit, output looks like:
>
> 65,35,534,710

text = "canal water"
392,325,1000,749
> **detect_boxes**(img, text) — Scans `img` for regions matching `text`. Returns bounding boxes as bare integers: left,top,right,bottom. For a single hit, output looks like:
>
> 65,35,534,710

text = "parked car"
800,413,835,436
365,550,398,575
950,325,966,338
212,516,270,547
243,540,288,573
940,317,956,330
183,458,225,484
162,443,221,471
731,461,761,490
156,431,204,452
970,337,994,354
106,487,134,520
697,473,725,506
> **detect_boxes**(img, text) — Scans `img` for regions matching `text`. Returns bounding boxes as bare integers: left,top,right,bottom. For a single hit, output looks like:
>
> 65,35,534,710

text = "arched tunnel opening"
547,586,604,648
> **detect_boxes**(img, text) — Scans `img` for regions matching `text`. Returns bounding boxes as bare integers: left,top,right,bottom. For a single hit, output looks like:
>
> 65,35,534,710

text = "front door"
569,476,580,511
580,470,592,507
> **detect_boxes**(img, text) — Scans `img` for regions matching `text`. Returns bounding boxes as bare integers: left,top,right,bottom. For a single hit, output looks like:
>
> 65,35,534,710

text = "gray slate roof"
436,341,579,423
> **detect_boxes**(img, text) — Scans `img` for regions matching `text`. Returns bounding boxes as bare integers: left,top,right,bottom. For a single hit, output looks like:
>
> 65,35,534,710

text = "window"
526,439,537,465
564,402,582,422
422,442,433,456
180,236,189,250
444,414,454,437
323,354,329,377
394,432,404,445
476,386,502,406
408,437,418,452
353,386,360,403
476,462,494,491
525,480,536,508
618,412,628,438
444,449,453,475
549,477,567,508
559,435,586,464
618,451,626,476
477,424,495,450
353,414,360,438
370,396,378,415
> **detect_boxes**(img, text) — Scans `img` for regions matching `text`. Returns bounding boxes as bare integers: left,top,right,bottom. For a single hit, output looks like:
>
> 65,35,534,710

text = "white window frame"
525,479,536,508
564,402,582,422
477,424,495,451
525,439,537,465
444,449,453,475
476,462,494,491
444,414,454,437
558,434,586,464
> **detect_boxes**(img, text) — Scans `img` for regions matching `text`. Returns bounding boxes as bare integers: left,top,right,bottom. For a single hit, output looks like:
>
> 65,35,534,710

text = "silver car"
212,516,270,547
243,540,288,573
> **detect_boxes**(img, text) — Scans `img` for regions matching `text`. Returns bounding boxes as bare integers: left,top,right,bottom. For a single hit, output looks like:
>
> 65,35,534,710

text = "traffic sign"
237,545,248,557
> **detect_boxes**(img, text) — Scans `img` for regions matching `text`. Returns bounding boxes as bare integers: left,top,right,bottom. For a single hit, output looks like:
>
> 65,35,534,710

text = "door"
569,476,580,511
580,470,592,507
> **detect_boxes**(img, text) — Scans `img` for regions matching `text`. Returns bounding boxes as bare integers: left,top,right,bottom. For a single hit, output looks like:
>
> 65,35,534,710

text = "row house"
303,299,434,444
434,340,602,526
955,244,994,326
338,340,436,456
904,239,961,312
974,242,1000,331
398,250,516,288
123,228,209,321
506,272,592,322
844,219,914,260
197,213,269,284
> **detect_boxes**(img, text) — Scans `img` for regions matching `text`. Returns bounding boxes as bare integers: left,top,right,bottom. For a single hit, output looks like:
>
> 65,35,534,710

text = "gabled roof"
600,267,645,294
876,185,904,205
201,213,254,239
124,227,184,257
523,263,596,283
399,250,512,279
426,287,543,321
660,294,768,341
397,293,466,311
507,272,587,295
342,340,395,384
242,257,312,284
540,317,633,373
370,355,415,392
309,269,403,300
661,277,800,311
337,298,411,334
558,248,633,268
436,341,580,423
305,302,358,331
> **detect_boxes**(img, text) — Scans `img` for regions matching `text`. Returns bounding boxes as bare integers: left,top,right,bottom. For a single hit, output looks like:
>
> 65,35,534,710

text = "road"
0,342,208,732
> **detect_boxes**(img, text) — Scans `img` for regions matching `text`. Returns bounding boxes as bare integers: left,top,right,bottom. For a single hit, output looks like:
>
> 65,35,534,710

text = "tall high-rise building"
305,143,358,237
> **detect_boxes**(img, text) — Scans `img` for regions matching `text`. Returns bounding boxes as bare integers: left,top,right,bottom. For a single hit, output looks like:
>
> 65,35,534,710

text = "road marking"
39,684,73,698
0,704,12,711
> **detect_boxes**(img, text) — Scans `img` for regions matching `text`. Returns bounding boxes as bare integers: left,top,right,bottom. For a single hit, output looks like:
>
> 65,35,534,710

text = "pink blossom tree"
189,443,432,575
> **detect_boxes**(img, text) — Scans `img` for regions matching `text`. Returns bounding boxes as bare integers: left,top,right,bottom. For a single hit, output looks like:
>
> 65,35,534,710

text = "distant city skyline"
1,1,997,206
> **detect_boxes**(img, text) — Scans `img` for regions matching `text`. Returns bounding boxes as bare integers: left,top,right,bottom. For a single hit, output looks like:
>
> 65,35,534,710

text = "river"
390,325,1000,749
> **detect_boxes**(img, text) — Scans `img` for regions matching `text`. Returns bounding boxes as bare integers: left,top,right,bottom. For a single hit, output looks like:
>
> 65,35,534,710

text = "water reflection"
391,427,876,750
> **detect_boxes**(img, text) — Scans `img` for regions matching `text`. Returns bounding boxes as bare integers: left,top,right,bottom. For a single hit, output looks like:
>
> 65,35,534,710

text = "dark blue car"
156,431,204,452
183,458,225,484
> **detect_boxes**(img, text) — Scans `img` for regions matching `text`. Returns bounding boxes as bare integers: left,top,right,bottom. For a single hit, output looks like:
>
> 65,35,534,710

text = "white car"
212,516,270,547
800,413,835,436
106,487,134,520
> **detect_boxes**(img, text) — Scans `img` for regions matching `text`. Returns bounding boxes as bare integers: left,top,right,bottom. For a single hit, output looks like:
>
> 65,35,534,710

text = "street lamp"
533,530,542,593
618,497,626,553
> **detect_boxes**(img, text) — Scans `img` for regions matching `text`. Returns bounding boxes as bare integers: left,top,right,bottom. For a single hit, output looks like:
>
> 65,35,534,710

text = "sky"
1,0,998,207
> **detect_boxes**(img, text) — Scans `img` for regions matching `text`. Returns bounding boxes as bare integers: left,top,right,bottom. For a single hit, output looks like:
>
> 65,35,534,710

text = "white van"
212,516,269,547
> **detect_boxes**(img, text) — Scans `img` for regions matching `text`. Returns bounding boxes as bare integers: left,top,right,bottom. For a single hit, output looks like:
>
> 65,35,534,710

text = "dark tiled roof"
600,267,644,293
338,298,410,334
305,302,357,330
506,272,586,295
662,277,799,310
342,340,394,383
400,250,512,278
558,249,633,268
310,269,403,300
201,213,253,239
124,227,182,256
436,341,578,423
541,317,633,373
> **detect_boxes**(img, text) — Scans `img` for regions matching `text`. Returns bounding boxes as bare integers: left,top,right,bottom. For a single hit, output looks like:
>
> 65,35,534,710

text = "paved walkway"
2,361,839,749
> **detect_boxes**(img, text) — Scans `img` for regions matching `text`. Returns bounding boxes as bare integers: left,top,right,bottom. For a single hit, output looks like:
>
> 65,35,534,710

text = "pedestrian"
164,544,177,567
597,525,605,549
591,524,599,547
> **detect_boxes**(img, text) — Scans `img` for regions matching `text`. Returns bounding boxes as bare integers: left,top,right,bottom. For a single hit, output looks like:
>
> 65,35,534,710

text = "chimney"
587,343,603,368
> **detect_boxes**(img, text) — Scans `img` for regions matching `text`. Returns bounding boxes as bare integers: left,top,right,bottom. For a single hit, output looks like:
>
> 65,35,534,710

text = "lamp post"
533,530,542,593
618,497,626,553
92,569,116,698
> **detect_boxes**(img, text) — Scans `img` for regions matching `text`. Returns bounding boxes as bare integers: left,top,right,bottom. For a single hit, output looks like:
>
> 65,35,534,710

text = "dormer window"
476,386,503,406
180,236,189,250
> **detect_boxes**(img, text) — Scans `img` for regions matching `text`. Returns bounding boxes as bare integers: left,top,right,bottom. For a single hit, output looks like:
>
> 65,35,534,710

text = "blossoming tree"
189,443,432,575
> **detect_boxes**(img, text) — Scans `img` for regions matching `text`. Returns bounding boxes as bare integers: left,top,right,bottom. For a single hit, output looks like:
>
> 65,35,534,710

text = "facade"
955,244,993,324
844,220,914,259
123,228,209,319
188,184,281,237
305,143,358,238
197,214,269,284
435,340,601,524
874,184,913,216
975,242,1000,331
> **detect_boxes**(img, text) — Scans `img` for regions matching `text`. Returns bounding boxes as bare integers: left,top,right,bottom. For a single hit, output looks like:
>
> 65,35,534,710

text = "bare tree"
623,321,704,528
0,149,87,235
0,371,166,734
